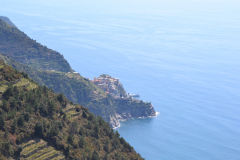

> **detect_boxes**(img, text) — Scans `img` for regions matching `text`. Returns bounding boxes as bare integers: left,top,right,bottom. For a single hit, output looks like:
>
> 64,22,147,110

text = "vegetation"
0,16,17,28
0,19,72,72
0,61,144,160
0,52,154,127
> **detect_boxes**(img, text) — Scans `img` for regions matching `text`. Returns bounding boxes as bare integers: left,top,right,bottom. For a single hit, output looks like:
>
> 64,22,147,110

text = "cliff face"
106,99,156,128
116,103,156,120
109,114,120,128
106,105,156,128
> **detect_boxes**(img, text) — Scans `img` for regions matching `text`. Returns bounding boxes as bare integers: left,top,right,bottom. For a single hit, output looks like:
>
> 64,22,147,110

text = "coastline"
113,111,159,129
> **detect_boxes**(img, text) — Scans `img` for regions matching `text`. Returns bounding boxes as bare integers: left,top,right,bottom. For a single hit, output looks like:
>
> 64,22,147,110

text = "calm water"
1,0,240,159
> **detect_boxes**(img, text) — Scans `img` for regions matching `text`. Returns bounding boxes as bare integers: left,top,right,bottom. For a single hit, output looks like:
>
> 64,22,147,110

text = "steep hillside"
1,53,156,128
0,61,144,160
0,19,72,72
0,16,17,28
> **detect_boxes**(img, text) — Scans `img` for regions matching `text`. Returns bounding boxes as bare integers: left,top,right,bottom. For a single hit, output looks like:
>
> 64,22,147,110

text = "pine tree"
104,139,109,153
34,121,43,137
82,110,87,119
92,150,100,160
0,115,5,130
79,126,85,136
67,134,74,145
17,114,24,126
78,136,85,148
11,119,17,134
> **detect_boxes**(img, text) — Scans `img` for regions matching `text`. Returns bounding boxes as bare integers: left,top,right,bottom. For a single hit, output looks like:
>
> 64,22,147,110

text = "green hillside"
0,53,155,128
0,53,115,121
0,19,73,72
0,61,143,160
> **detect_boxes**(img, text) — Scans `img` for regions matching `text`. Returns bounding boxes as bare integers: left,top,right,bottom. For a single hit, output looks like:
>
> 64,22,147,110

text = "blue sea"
1,0,240,159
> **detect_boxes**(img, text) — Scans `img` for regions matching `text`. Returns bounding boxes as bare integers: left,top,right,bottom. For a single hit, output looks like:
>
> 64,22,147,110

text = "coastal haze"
1,0,240,159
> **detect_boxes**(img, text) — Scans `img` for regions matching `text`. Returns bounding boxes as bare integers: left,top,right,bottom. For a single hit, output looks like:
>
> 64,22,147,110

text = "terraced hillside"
0,61,144,160
62,104,82,119
20,139,65,160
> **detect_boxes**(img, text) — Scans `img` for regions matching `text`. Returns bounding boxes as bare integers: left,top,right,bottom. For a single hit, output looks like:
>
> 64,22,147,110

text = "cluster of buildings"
90,75,140,101
90,75,122,98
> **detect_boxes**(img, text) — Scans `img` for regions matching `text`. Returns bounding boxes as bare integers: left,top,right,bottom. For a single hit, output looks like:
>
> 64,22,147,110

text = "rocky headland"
90,74,157,128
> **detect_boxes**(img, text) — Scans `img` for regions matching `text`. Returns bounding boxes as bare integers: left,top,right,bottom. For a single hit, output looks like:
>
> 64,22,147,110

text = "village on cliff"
89,75,140,101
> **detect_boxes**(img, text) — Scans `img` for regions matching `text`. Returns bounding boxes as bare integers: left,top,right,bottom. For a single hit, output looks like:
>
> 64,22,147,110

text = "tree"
10,98,17,108
17,115,24,126
92,150,100,160
88,113,94,121
16,145,22,156
67,134,74,145
21,72,28,78
115,131,120,138
11,119,17,134
57,92,64,102
2,141,14,156
79,126,85,136
63,112,67,120
48,100,56,115
103,153,109,160
23,112,30,122
1,99,8,111
0,115,5,130
87,152,92,160
94,124,99,138
104,139,109,153
78,136,85,148
4,129,9,139
66,145,70,157
81,153,86,160
82,110,87,119
54,120,63,130
70,121,78,134
43,85,47,93
2,85,13,99
34,121,43,137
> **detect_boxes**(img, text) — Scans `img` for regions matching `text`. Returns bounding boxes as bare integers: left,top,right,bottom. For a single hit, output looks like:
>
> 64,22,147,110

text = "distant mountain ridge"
0,16,17,28
0,18,73,72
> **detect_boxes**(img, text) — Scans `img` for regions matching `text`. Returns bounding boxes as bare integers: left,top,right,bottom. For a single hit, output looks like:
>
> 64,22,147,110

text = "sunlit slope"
0,61,143,160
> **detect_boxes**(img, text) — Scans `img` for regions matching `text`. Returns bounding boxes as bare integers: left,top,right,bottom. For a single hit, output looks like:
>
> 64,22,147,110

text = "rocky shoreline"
109,104,157,128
